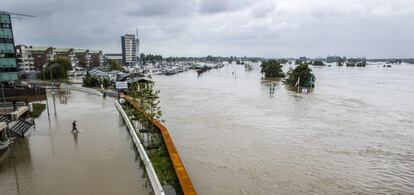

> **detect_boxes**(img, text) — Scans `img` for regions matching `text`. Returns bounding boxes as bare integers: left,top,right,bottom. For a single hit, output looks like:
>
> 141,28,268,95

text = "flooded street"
153,64,414,194
0,91,151,195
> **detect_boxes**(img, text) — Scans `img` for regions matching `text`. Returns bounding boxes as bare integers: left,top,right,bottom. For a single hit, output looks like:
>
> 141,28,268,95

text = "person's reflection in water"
72,132,78,149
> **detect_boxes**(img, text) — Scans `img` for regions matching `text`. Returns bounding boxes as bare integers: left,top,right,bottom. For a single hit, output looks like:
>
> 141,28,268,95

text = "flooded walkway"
0,91,151,195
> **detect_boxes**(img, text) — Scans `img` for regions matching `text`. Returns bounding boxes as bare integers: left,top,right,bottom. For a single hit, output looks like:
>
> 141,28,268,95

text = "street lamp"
48,64,59,115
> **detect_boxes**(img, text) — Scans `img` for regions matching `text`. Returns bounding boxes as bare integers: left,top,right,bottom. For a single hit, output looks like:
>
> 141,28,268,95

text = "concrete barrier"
114,100,165,195
61,84,102,96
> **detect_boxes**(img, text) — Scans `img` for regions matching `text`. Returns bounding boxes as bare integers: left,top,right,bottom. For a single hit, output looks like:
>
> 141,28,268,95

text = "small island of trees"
285,64,315,88
260,59,285,78
312,60,325,66
261,59,316,90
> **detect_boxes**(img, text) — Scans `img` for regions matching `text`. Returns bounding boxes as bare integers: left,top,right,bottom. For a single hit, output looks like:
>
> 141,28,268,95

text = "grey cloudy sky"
3,0,414,58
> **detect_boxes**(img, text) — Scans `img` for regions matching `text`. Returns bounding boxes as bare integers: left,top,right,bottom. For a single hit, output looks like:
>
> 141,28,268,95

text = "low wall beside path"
121,94,197,195
114,100,165,195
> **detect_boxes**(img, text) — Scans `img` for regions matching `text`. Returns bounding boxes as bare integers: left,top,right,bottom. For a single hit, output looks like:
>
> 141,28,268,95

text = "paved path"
0,90,151,195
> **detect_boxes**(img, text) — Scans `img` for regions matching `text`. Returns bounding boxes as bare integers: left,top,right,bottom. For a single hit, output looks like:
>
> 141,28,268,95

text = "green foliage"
260,59,285,78
148,146,179,185
108,59,123,71
140,53,163,64
286,64,316,88
39,57,72,80
122,83,178,186
82,72,102,87
123,103,177,186
102,78,110,88
129,82,162,122
295,60,303,65
278,59,288,64
312,60,325,66
78,61,87,68
29,103,46,118
206,55,217,62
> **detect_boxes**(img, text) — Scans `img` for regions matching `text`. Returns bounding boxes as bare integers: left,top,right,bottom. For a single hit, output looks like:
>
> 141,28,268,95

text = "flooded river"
0,91,151,195
153,64,414,194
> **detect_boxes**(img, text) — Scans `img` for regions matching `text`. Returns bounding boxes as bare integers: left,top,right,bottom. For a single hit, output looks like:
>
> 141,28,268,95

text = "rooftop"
26,46,51,52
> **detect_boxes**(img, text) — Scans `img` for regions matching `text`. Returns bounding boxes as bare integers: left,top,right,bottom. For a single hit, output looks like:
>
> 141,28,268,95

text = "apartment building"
0,12,18,81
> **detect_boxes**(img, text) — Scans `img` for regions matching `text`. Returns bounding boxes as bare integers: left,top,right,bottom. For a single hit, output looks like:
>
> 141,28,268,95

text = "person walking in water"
72,121,78,133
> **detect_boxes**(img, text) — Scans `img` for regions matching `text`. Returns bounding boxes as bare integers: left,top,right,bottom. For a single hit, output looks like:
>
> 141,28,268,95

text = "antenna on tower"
136,27,140,61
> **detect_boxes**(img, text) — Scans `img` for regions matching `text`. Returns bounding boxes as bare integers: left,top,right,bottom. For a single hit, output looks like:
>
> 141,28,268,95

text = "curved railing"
114,100,165,195
121,94,197,195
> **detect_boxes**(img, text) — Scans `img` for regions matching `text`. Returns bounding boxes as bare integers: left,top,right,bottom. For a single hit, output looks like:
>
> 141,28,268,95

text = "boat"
196,66,212,75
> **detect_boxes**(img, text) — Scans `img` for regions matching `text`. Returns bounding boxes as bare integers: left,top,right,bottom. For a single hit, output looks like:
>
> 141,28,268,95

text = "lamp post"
49,65,58,114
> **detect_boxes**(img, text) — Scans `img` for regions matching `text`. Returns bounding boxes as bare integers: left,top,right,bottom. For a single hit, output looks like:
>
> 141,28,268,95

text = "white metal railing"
114,100,165,195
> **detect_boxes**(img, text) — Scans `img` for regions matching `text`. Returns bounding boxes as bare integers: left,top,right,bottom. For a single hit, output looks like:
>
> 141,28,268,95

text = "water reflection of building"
0,137,32,193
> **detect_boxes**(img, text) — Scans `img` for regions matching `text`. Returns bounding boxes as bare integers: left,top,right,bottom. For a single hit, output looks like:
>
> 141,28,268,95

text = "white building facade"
121,33,138,66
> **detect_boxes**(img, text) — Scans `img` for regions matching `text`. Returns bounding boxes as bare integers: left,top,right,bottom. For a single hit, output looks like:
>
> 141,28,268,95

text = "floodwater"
0,91,151,195
152,63,414,194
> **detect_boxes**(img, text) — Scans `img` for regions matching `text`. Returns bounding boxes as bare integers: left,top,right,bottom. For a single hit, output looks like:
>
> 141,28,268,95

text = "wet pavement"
0,90,151,195
152,63,414,194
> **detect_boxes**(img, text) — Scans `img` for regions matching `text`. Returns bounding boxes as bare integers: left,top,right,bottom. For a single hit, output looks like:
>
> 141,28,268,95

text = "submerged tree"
312,60,325,66
127,81,178,186
39,57,72,80
260,59,285,78
82,72,101,87
129,79,163,147
285,64,316,88
107,59,123,71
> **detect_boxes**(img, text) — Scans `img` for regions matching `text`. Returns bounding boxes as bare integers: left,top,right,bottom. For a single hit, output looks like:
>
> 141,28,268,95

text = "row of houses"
15,45,104,73
89,69,129,83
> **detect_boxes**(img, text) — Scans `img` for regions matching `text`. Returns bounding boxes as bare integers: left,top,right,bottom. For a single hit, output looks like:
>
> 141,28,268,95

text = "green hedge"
29,103,46,118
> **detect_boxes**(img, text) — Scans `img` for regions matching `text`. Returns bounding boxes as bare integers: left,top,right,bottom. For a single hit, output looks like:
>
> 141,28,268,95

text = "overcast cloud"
2,0,414,58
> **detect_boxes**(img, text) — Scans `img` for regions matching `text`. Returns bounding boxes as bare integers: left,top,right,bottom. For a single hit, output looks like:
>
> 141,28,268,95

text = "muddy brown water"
0,91,151,195
152,63,414,194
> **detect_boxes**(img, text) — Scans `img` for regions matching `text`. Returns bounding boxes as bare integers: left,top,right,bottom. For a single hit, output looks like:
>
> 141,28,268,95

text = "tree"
78,61,87,68
82,72,101,87
285,64,316,88
312,60,325,66
260,59,285,78
39,57,72,80
108,59,123,71
102,78,110,88
140,53,146,61
129,81,163,147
